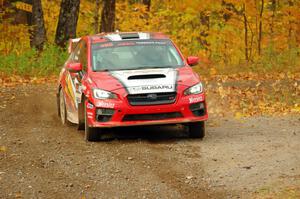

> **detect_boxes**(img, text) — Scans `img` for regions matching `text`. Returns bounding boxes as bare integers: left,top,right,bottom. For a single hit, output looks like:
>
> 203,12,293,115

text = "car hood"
110,68,177,94
89,67,199,94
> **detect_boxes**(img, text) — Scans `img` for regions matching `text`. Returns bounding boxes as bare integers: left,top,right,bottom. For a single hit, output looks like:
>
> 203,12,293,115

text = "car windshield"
91,40,184,71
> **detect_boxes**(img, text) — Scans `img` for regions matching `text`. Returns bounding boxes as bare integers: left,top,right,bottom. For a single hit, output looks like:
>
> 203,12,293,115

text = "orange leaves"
116,2,150,32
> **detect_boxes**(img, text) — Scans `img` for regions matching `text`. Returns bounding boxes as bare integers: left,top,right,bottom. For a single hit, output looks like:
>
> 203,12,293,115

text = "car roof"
89,32,169,43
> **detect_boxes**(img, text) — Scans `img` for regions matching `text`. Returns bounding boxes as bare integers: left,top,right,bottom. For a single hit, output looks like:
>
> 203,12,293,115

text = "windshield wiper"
126,66,175,70
95,65,179,72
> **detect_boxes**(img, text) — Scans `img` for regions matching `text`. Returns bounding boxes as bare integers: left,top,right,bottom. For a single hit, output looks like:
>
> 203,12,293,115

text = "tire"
59,89,68,125
77,100,85,130
84,101,98,141
188,121,205,139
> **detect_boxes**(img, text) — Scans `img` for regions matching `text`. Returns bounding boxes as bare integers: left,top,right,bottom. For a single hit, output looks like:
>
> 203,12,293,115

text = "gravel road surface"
0,84,299,199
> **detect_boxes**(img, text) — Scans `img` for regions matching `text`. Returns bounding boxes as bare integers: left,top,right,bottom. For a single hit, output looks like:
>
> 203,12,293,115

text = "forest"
0,0,299,77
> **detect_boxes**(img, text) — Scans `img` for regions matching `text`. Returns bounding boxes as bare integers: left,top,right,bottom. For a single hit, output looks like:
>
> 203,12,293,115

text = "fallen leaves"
234,112,244,120
0,146,7,152
204,71,300,82
253,185,300,199
209,68,217,76
206,72,300,118
0,74,57,88
15,192,22,198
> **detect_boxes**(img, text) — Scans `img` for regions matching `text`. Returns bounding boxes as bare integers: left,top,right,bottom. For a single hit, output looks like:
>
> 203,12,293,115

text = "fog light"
96,108,115,115
189,102,206,117
96,108,115,122
199,102,205,109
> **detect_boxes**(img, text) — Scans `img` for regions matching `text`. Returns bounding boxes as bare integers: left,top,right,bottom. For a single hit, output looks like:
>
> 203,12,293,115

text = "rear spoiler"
68,38,81,54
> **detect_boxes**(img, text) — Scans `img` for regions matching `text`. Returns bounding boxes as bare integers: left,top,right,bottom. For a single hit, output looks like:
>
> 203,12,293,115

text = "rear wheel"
188,121,205,139
84,102,98,141
59,89,68,125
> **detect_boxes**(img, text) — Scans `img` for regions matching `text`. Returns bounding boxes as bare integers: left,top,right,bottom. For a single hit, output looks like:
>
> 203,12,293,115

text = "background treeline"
0,0,299,76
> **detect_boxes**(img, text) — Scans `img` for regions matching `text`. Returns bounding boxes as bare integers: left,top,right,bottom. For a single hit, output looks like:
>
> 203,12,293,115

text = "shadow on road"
78,124,192,143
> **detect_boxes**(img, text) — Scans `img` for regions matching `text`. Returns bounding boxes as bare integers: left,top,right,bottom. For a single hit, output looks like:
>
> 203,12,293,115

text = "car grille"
122,112,182,121
127,92,177,106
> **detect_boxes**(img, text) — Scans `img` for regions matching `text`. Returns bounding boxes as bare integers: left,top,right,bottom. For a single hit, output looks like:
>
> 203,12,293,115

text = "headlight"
184,82,203,95
93,89,117,99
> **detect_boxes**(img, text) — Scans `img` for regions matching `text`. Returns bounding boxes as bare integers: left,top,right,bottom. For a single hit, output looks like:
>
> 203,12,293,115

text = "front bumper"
85,93,208,128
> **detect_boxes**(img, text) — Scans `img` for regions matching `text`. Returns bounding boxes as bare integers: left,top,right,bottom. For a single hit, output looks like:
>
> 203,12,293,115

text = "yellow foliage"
0,0,299,70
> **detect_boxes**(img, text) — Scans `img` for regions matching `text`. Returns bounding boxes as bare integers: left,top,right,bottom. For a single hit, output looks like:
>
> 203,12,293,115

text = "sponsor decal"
87,103,94,109
189,96,203,103
135,41,168,45
96,101,115,109
100,43,113,48
128,85,174,93
117,42,135,46
141,85,173,90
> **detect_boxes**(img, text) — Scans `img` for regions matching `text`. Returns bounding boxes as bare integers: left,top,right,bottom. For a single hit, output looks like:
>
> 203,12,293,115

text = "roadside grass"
0,43,299,78
0,44,68,77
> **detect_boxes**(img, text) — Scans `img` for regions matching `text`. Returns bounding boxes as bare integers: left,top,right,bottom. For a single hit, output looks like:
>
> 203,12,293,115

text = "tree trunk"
287,0,294,49
30,0,46,50
270,0,276,35
94,0,100,33
55,0,80,48
243,4,249,62
100,0,116,32
142,0,151,11
258,0,264,55
199,11,210,51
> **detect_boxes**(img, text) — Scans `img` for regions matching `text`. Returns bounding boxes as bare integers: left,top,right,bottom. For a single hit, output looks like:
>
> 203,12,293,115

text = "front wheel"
77,100,85,130
188,121,205,139
84,102,98,141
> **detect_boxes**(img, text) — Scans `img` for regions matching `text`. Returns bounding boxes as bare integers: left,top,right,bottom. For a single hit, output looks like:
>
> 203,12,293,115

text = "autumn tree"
142,0,151,11
129,0,151,10
94,0,101,33
30,0,46,50
257,0,264,55
55,0,80,47
100,0,116,32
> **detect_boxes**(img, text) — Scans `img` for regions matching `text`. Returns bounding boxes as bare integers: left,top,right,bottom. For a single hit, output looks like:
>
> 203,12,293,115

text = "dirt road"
0,84,299,199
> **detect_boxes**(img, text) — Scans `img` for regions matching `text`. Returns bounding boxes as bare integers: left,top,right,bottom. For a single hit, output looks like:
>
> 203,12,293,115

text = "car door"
64,40,88,123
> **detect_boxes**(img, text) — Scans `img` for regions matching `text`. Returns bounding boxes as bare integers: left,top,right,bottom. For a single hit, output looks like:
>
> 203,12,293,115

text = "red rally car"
57,32,208,141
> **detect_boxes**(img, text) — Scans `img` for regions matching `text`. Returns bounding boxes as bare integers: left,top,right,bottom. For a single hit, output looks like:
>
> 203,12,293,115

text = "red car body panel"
57,32,208,128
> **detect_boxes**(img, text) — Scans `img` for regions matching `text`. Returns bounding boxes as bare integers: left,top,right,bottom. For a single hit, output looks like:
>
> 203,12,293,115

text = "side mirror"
187,56,199,66
66,62,82,73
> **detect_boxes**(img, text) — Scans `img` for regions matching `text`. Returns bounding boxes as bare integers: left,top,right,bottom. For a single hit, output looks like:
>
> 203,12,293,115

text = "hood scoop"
128,74,166,80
